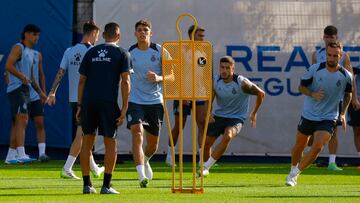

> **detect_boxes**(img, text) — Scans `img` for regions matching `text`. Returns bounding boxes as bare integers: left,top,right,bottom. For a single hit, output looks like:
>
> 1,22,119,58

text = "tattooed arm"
30,74,47,101
46,68,65,105
241,79,265,128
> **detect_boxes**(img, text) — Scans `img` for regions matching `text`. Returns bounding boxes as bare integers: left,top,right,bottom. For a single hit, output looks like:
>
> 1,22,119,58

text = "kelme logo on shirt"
92,49,111,62
197,57,207,67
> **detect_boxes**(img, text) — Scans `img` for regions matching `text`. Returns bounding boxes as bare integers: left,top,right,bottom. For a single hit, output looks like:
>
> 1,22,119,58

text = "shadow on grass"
0,193,83,197
245,195,360,198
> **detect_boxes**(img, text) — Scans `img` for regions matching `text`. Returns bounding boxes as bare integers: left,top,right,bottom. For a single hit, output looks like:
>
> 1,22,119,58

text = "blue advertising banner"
0,0,73,148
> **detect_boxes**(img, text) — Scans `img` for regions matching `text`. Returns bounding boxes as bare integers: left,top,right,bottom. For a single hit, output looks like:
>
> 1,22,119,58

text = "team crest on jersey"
71,53,82,65
151,55,156,62
336,80,341,87
232,87,237,94
75,53,81,61
197,57,207,67
92,49,111,62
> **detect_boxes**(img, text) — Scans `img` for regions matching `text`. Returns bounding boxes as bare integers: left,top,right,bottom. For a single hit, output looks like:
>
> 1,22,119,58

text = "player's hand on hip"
21,75,30,85
250,112,257,128
146,71,159,83
311,88,324,101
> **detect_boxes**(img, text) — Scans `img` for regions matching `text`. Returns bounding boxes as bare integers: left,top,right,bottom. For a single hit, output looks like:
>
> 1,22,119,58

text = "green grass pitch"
0,161,359,202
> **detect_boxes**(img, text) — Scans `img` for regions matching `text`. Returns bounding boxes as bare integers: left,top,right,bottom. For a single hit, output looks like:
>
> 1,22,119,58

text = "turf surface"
0,161,359,202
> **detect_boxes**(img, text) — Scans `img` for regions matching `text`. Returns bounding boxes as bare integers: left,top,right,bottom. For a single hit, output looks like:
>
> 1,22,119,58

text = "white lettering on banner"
226,45,360,96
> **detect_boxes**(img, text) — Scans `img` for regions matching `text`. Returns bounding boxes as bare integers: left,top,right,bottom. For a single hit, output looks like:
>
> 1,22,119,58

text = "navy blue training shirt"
79,43,131,103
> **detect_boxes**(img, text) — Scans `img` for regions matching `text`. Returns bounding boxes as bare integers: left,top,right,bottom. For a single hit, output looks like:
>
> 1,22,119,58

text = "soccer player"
348,64,360,168
78,22,131,194
165,25,208,166
127,19,165,187
4,24,46,164
5,49,49,163
46,21,104,179
286,41,352,187
310,25,353,170
200,56,265,177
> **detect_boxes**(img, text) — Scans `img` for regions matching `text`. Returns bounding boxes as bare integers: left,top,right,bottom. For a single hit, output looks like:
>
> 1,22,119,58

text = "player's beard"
220,72,230,80
326,61,338,69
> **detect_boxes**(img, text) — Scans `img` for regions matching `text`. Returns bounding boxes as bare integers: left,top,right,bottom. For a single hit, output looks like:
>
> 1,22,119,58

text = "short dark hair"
188,25,205,39
21,24,40,40
326,41,342,50
135,19,152,30
104,22,120,39
220,56,235,65
83,21,100,35
324,25,337,36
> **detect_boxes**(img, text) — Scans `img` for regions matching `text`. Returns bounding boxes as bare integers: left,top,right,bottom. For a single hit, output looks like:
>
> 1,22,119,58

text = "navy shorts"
126,102,164,136
28,99,44,119
7,84,30,117
173,100,206,116
207,116,243,138
81,101,120,138
348,105,360,127
297,116,336,136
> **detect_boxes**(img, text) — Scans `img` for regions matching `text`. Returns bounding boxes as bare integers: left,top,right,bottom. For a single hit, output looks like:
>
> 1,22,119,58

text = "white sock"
136,164,146,180
204,156,217,170
329,154,336,164
291,164,298,171
17,146,26,157
290,166,301,177
63,155,77,171
38,143,46,156
358,152,360,157
6,148,17,160
90,155,99,171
